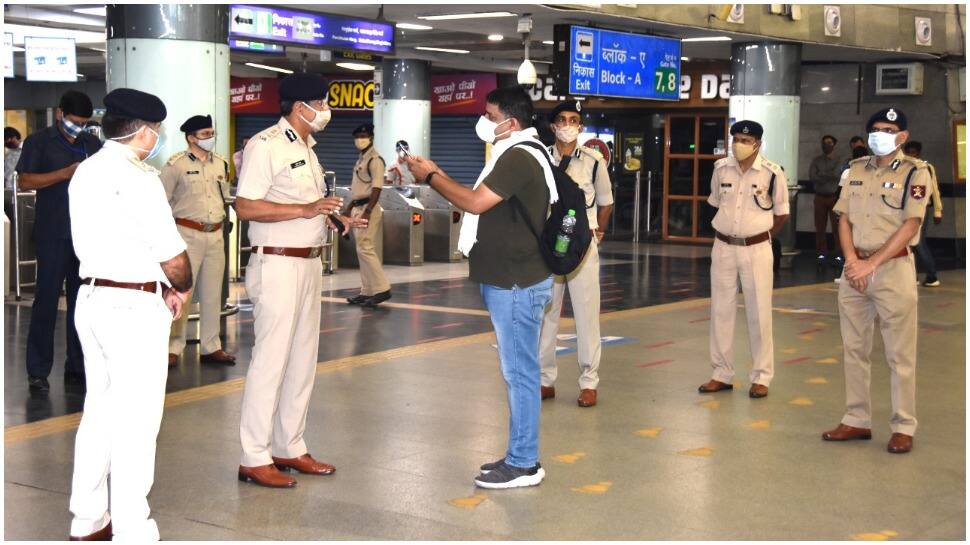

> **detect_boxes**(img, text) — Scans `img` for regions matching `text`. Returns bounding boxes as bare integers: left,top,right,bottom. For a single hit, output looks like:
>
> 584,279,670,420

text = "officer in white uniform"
538,101,613,408
161,114,236,367
68,88,192,541
698,120,789,399
235,73,360,488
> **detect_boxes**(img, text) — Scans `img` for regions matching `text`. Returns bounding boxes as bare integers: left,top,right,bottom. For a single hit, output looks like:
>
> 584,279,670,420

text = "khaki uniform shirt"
707,154,789,238
350,145,385,201
834,151,931,251
236,117,326,247
923,161,943,218
550,144,614,230
160,150,229,224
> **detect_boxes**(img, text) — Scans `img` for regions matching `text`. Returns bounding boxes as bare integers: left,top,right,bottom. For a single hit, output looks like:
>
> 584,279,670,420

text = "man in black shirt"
407,86,556,489
16,90,102,392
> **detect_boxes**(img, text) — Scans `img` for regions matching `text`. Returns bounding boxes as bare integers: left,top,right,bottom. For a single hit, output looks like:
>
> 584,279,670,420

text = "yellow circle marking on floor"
806,377,829,384
798,335,815,341
816,357,839,365
552,452,586,464
748,419,771,429
850,530,898,541
679,447,714,457
571,481,612,494
698,400,720,409
448,493,488,509
635,427,663,438
788,397,814,406
812,321,828,327
782,348,798,354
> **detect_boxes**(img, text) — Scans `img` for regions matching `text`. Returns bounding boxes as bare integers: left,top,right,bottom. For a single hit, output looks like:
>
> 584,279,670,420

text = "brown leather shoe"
821,423,872,441
698,379,733,393
238,464,297,488
168,353,178,367
69,522,112,541
887,433,913,454
577,389,597,407
272,453,336,475
540,385,556,400
201,349,236,365
748,383,769,398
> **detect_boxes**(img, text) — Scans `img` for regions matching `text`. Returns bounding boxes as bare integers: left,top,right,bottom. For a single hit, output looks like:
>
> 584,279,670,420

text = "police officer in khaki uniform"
822,108,930,454
161,115,236,367
698,120,789,399
235,73,361,488
343,123,391,308
538,101,613,408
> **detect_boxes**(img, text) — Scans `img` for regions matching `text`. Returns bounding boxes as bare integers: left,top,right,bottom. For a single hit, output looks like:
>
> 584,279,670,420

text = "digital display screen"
25,37,77,82
229,4,394,54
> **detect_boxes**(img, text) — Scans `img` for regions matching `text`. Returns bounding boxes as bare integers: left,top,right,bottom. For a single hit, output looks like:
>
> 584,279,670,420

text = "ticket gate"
412,186,463,262
379,185,424,266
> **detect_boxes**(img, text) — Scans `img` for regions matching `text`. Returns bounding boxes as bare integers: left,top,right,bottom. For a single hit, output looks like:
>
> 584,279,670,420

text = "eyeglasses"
870,127,898,135
554,116,582,126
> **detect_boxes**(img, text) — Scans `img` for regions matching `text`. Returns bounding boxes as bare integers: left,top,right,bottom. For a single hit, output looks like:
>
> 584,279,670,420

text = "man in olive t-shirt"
406,86,554,490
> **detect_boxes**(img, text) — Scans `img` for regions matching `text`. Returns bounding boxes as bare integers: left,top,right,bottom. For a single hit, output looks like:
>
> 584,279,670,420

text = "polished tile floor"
4,242,965,540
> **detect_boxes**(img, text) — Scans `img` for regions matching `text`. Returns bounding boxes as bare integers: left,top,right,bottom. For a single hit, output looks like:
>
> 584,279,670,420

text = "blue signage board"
229,4,394,54
566,25,680,101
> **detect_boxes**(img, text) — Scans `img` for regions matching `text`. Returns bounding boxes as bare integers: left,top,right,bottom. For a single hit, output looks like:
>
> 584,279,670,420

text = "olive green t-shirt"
468,147,551,288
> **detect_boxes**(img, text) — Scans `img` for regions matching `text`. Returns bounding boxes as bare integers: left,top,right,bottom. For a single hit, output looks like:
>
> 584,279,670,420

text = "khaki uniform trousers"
168,225,225,354
837,255,918,435
709,238,775,386
239,251,322,467
351,204,390,295
69,284,171,541
539,238,601,389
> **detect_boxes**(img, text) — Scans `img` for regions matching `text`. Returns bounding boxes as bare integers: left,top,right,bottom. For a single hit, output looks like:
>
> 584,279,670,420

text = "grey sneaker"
479,458,505,474
474,462,545,489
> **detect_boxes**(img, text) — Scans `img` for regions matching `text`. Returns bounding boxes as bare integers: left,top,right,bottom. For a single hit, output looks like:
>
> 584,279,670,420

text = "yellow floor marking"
698,400,720,409
806,377,829,385
789,397,814,406
320,296,491,317
816,357,839,365
447,493,488,509
748,419,771,429
551,452,586,464
851,530,898,541
782,348,798,354
798,335,814,341
571,481,612,494
812,321,827,326
635,427,663,438
679,447,714,457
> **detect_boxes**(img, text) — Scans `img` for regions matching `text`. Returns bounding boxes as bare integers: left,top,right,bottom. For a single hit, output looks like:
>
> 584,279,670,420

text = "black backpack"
509,140,592,276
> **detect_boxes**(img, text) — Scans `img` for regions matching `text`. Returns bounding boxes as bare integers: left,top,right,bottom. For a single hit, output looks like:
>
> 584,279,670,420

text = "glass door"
662,113,728,242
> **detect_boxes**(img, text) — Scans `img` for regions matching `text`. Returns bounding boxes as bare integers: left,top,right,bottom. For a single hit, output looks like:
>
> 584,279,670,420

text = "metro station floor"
4,242,965,540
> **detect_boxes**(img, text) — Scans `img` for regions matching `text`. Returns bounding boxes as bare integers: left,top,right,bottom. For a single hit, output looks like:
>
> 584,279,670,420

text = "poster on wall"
230,77,280,114
621,135,643,171
24,37,77,82
430,73,497,115
4,33,14,78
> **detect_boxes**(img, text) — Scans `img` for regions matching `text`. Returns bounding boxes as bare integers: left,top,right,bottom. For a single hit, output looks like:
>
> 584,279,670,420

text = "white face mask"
732,141,757,161
354,137,371,151
300,102,332,132
475,115,512,144
554,125,581,144
868,131,899,157
196,136,215,152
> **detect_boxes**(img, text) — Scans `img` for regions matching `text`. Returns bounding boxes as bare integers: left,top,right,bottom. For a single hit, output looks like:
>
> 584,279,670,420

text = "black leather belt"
715,231,770,247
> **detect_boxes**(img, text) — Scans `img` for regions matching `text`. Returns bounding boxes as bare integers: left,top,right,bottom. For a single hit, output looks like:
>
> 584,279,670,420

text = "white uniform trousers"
239,252,322,467
709,238,775,386
351,204,390,296
69,284,171,541
168,226,226,354
539,239,602,390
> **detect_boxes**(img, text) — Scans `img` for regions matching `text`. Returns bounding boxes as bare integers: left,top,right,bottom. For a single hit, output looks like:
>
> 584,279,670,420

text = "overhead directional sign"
229,4,394,54
553,25,681,101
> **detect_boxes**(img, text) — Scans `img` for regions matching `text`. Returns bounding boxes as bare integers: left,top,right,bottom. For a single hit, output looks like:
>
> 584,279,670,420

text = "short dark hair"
903,140,922,154
485,86,534,129
849,135,865,145
101,113,147,142
59,90,94,118
821,134,838,144
280,100,295,116
4,127,21,140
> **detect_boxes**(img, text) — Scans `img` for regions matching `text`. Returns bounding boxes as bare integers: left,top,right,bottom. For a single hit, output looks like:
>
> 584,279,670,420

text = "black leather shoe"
362,290,391,308
346,294,368,305
28,376,50,392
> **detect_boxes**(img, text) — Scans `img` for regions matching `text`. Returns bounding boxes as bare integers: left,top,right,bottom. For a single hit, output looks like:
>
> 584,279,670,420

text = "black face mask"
821,144,835,154
4,141,18,149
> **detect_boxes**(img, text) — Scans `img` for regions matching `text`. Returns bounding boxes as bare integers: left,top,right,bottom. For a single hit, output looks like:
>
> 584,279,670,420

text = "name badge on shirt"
849,180,863,186
882,181,900,189
290,160,306,169
186,170,200,175
720,183,733,188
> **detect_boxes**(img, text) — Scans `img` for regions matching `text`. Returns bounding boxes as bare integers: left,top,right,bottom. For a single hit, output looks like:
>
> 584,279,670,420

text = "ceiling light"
244,62,293,74
336,62,375,71
681,36,732,42
73,6,107,17
517,59,537,85
542,40,554,45
418,12,517,21
414,46,469,54
821,86,831,91
681,57,690,61
396,23,433,30
488,34,503,41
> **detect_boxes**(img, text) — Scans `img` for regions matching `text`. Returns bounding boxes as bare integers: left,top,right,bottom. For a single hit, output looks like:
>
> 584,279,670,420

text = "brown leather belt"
175,217,223,232
715,231,770,247
856,247,909,260
252,246,323,259
82,277,162,294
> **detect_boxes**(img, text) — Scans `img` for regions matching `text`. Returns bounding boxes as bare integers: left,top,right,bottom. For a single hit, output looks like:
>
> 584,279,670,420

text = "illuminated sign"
229,4,394,54
229,39,285,55
552,25,681,101
328,79,375,111
25,37,77,82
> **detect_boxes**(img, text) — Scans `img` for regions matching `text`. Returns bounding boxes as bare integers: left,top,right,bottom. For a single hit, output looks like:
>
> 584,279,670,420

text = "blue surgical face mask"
61,118,84,138
144,126,163,160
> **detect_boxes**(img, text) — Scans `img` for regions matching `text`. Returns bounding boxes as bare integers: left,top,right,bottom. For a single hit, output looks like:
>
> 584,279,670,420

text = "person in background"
902,140,943,287
809,134,843,267
4,127,22,225
232,136,250,177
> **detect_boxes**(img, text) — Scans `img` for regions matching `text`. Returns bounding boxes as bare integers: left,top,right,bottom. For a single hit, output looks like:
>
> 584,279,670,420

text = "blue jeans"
480,276,553,468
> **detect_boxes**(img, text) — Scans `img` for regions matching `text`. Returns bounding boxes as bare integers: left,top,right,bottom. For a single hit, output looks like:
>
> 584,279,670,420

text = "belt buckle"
204,223,217,232
730,236,745,246
308,247,322,258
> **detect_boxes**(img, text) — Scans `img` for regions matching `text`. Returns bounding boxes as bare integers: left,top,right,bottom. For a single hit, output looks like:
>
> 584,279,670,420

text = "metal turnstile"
379,185,424,266
412,186,463,262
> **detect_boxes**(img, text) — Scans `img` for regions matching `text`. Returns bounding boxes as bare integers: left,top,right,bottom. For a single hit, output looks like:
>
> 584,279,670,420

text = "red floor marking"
432,322,464,329
784,356,812,365
418,336,449,344
689,317,710,323
638,359,674,368
643,340,674,349
320,327,348,334
798,327,824,335
601,297,622,303
923,326,946,334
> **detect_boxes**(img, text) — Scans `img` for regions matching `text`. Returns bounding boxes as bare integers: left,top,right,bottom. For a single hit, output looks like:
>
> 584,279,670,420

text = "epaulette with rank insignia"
213,152,228,165
714,157,731,168
128,156,159,174
848,156,870,166
578,145,603,162
165,151,186,166
259,126,281,141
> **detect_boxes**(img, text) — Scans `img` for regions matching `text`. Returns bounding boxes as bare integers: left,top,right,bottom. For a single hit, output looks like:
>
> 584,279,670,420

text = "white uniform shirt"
550,144,614,230
707,154,789,238
69,140,186,283
236,117,326,247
